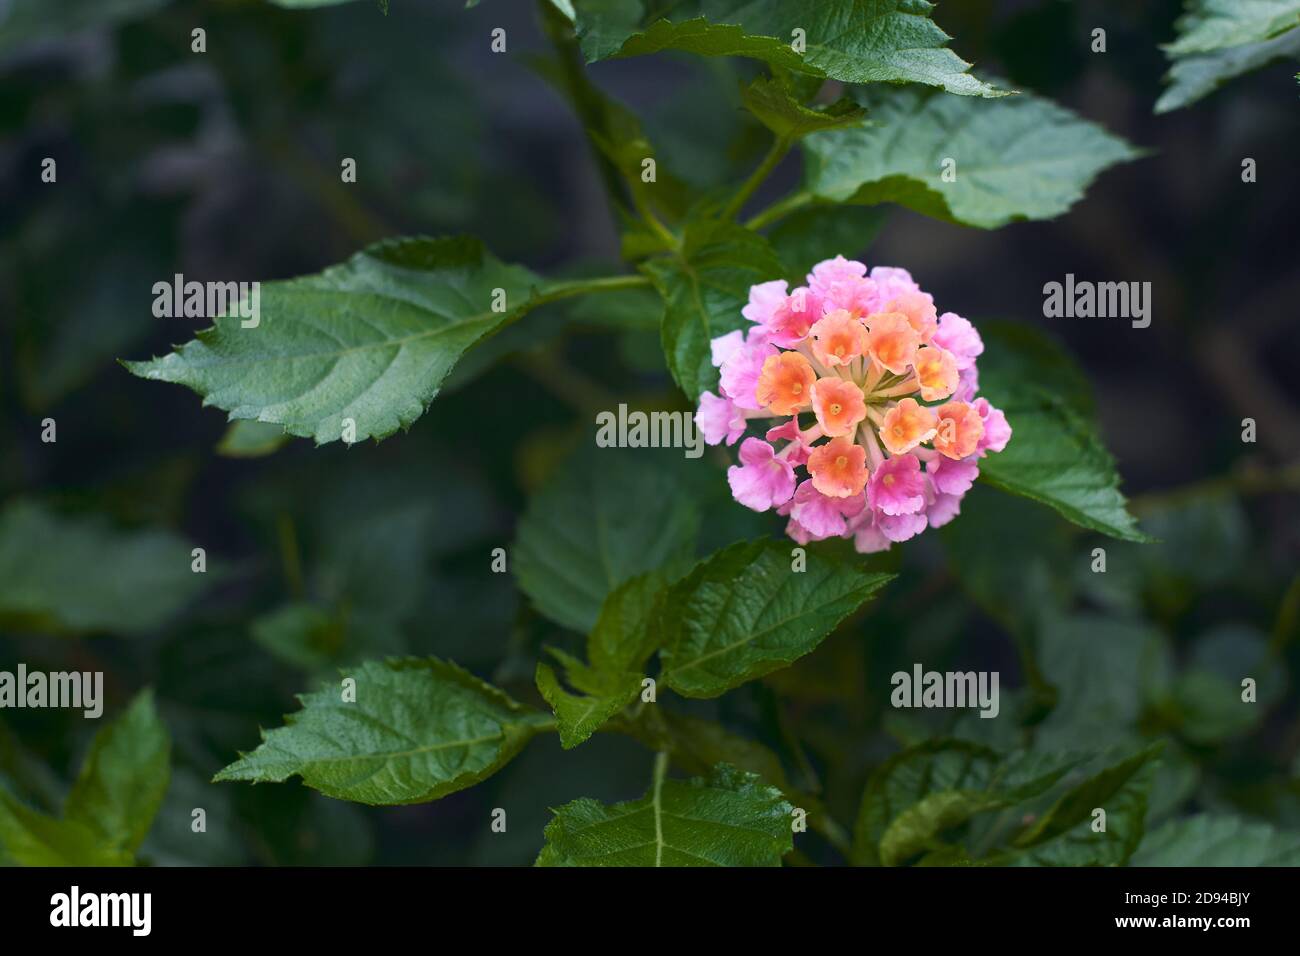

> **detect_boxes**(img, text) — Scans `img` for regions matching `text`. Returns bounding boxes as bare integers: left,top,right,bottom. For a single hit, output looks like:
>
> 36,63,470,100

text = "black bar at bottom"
0,865,1287,941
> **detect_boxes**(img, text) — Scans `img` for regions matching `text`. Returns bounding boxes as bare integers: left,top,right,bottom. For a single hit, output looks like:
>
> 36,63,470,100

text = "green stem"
651,751,669,866
535,0,679,252
536,0,629,219
722,136,793,222
653,750,670,785
532,273,651,308
631,187,680,251
745,189,815,232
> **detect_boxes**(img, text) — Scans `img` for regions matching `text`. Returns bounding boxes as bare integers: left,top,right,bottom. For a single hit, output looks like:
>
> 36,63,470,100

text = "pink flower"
766,418,811,466
718,337,777,409
727,437,796,512
914,344,958,401
868,453,927,516
695,391,746,446
811,376,868,438
809,310,869,367
809,256,874,315
927,454,979,496
934,401,985,460
766,287,823,347
932,312,984,370
806,436,869,498
883,288,939,343
809,255,866,297
783,515,817,545
789,480,866,538
710,329,746,368
925,490,964,529
868,266,921,305
852,518,893,554
954,364,979,403
879,397,938,455
742,279,789,328
877,511,928,543
707,258,1010,553
864,312,921,375
973,398,1012,455
756,351,816,415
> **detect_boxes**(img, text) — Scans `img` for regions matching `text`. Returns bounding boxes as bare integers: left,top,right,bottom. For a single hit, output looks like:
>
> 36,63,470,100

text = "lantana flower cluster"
695,256,1011,553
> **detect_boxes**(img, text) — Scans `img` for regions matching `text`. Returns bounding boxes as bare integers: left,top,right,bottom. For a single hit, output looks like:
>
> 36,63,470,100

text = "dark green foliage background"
1,0,1297,865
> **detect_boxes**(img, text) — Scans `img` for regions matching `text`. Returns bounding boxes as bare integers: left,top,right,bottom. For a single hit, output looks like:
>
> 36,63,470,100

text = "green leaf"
588,570,671,677
1157,27,1300,112
804,85,1141,229
0,792,132,867
1132,814,1300,866
216,419,290,458
852,740,1078,866
535,662,640,749
976,323,1149,542
0,690,170,866
529,549,685,750
657,539,894,698
1164,0,1300,56
973,320,1095,414
250,602,345,671
765,204,888,280
0,500,215,636
537,761,793,866
1162,625,1285,744
1007,743,1162,866
574,0,1007,97
125,236,550,446
741,75,867,141
65,689,171,857
533,571,672,748
514,449,699,632
643,219,785,399
578,11,806,68
214,658,551,805
940,483,1074,637
1034,614,1173,751
978,388,1148,542
1156,0,1300,113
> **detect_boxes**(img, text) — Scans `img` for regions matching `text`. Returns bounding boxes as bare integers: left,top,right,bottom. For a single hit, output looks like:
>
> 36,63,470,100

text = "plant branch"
631,186,680,251
534,0,679,252
532,272,651,307
535,0,629,220
744,189,815,231
722,136,793,222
